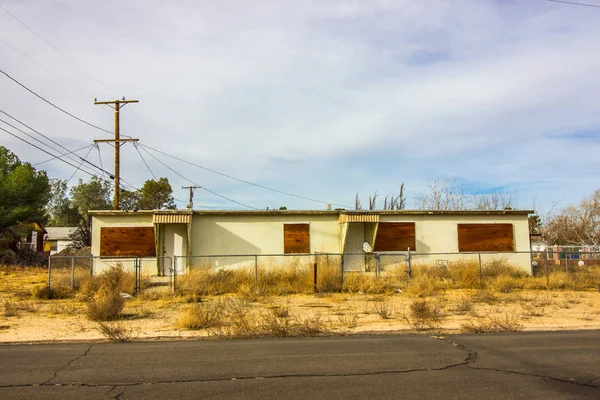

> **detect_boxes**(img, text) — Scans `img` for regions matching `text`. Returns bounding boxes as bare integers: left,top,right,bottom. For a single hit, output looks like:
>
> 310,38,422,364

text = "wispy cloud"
1,0,600,210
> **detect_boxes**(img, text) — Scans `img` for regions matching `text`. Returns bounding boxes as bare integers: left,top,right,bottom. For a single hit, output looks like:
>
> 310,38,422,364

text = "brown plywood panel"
374,222,416,252
457,223,514,252
284,224,310,254
100,227,156,257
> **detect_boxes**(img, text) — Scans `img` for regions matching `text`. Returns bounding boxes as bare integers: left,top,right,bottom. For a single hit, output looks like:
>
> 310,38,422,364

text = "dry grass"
96,321,135,342
405,299,445,331
86,289,125,321
176,300,225,330
461,313,524,333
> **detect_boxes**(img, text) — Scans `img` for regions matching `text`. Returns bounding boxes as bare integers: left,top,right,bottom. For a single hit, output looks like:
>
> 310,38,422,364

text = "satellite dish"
362,242,373,253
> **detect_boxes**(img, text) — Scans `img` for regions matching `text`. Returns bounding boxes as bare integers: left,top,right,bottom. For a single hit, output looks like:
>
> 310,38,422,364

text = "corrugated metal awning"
153,214,191,224
339,213,380,223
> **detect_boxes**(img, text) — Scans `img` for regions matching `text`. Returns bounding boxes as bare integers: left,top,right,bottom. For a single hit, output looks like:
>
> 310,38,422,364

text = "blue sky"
1,0,599,213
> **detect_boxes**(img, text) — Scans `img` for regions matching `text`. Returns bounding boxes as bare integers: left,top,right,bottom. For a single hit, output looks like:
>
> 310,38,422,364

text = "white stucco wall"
378,213,531,272
191,213,340,256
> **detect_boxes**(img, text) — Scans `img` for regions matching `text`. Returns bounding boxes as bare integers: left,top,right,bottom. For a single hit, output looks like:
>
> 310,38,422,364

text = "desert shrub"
32,285,72,300
471,288,499,304
97,321,134,342
483,258,527,279
259,265,312,295
95,266,136,295
2,300,18,317
405,274,447,297
343,273,389,294
317,263,342,293
176,300,225,330
450,296,473,314
461,313,524,333
178,268,255,296
448,260,480,288
406,299,445,330
373,298,392,319
487,275,524,293
86,289,125,321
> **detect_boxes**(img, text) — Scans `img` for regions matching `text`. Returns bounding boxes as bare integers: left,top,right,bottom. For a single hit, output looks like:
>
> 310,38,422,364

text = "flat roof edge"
89,209,534,216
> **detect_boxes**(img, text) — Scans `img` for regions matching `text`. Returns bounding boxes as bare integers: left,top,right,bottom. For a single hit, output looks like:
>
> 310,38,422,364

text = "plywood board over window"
374,222,416,252
284,223,310,254
100,227,156,257
457,223,514,252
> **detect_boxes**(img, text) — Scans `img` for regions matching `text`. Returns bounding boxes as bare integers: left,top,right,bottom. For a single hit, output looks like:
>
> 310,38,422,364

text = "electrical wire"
0,36,95,98
138,145,257,209
66,145,94,184
545,0,600,8
133,142,156,179
33,144,94,167
0,125,97,177
0,118,100,177
0,109,112,176
0,68,113,134
0,4,119,95
139,144,352,209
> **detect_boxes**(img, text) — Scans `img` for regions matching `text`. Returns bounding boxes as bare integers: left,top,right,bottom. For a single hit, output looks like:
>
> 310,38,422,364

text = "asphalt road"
0,331,599,399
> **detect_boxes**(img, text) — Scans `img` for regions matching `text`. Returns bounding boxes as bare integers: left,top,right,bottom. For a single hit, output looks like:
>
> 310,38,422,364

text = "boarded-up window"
457,224,514,252
100,227,156,257
284,224,310,254
374,222,416,252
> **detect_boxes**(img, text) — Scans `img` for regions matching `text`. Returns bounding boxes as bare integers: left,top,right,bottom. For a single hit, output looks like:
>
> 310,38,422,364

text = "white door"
163,224,187,275
343,223,366,271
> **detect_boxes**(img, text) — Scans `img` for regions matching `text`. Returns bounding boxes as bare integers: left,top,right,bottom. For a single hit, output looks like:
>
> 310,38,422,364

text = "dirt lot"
1,267,599,343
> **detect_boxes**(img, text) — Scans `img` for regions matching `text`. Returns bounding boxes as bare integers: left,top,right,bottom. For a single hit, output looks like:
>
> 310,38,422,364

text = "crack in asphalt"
435,336,599,390
42,344,94,385
1,337,597,394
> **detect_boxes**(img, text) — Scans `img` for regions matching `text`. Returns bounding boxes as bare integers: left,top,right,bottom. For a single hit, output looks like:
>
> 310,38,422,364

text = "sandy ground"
1,269,600,343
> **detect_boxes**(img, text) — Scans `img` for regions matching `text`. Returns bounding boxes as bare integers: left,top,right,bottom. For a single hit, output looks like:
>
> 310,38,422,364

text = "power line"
133,142,156,180
33,144,93,166
139,144,352,209
0,36,95,98
0,4,119,95
545,0,600,8
66,146,94,184
0,68,113,134
0,109,113,176
0,125,97,177
0,118,99,177
1,123,136,195
138,145,257,209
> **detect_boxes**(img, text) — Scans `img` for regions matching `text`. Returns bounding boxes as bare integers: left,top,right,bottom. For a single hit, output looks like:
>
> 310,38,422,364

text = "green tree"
68,176,112,248
0,146,50,236
46,179,80,226
120,178,176,210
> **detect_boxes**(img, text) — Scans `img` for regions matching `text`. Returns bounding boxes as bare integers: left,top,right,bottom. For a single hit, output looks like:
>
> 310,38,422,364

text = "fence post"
375,254,380,278
565,253,569,276
313,262,318,293
47,256,52,289
89,254,94,277
407,248,412,278
340,255,344,286
135,257,140,294
545,250,549,289
173,255,177,293
254,255,258,286
71,257,75,289
478,253,482,286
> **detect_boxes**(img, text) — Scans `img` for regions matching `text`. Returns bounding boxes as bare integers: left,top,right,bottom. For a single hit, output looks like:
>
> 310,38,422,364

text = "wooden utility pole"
182,185,201,209
94,98,139,210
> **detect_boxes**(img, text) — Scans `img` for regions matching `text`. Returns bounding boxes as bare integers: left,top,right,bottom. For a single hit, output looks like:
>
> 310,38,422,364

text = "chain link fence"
48,255,174,295
48,251,600,295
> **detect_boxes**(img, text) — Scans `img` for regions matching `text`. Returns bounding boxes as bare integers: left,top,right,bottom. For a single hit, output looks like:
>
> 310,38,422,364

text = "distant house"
44,227,77,255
